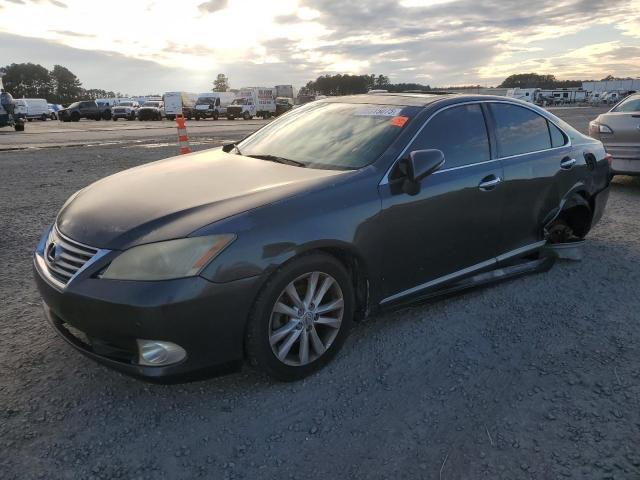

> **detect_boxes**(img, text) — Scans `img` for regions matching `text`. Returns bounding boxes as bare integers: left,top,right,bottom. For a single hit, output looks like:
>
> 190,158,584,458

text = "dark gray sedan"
589,93,640,175
34,93,611,382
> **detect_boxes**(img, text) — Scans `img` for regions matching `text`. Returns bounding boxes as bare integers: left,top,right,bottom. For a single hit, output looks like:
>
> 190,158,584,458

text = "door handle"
560,157,577,170
478,175,502,191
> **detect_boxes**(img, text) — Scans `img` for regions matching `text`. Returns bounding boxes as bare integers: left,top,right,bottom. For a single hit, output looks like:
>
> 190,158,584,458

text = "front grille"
44,228,98,285
113,108,126,114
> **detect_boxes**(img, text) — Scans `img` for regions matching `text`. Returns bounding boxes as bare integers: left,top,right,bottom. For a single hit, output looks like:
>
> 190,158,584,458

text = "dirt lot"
1,106,639,480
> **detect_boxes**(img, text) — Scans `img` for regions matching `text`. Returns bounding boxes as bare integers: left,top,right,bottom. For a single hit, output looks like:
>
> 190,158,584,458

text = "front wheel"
245,253,354,381
14,123,25,132
212,111,219,120
243,111,251,120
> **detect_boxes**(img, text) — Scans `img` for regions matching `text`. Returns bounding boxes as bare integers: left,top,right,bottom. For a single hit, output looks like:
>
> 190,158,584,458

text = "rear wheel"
245,253,354,381
14,123,25,132
243,111,251,120
41,114,48,121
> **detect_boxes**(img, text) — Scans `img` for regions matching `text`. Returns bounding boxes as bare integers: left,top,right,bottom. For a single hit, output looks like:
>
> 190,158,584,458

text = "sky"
1,0,639,94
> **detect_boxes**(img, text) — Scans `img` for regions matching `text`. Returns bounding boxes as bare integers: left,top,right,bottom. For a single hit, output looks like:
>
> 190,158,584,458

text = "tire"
41,114,48,121
243,111,251,120
213,111,219,120
245,252,354,381
112,117,118,121
14,123,25,132
71,112,80,122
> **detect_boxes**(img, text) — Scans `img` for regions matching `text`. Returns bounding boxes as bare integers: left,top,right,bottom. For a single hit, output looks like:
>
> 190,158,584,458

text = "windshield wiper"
245,154,307,168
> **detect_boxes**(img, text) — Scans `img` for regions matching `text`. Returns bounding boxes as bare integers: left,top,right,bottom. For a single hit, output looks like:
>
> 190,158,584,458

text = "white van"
16,98,50,121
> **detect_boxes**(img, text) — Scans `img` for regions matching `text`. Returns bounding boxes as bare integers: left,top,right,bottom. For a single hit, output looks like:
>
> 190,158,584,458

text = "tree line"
304,74,432,96
0,63,130,105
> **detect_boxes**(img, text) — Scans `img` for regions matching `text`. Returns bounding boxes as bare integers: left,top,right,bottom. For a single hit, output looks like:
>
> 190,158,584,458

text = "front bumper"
34,254,263,382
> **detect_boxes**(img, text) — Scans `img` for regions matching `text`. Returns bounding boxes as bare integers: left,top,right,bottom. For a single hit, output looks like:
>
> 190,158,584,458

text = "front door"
378,103,504,304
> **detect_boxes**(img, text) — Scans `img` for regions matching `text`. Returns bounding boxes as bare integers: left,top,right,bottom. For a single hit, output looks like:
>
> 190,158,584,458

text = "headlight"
102,234,235,281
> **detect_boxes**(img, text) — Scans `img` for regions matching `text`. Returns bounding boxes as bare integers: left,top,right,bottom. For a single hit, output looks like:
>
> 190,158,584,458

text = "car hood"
56,148,347,250
138,106,160,110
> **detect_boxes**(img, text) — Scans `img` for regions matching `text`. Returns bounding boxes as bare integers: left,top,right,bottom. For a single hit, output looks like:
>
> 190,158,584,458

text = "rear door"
487,102,577,258
378,103,505,303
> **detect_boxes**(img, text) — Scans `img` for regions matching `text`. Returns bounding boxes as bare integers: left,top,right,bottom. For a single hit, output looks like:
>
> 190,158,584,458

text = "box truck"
226,87,276,120
193,92,236,120
163,92,198,120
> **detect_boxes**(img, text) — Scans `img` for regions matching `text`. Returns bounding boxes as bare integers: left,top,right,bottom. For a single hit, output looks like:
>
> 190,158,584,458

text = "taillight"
604,153,613,166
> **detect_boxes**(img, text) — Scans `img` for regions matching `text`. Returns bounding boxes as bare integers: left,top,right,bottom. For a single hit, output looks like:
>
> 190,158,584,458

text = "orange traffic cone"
175,114,192,154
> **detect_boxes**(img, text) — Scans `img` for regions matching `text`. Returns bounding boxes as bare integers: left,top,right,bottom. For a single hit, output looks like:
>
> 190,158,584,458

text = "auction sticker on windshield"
354,106,403,117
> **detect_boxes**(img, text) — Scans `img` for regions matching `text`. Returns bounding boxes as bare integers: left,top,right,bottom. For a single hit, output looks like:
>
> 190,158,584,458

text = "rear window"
238,102,420,170
490,103,551,157
612,96,640,113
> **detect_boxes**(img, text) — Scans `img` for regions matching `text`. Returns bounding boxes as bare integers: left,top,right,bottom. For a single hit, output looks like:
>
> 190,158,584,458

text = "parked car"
58,100,111,122
111,101,138,121
589,93,640,175
14,98,50,121
0,91,25,131
137,101,164,121
34,94,611,382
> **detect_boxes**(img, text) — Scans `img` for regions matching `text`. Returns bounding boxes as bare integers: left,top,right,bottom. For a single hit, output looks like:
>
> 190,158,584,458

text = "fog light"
136,339,186,366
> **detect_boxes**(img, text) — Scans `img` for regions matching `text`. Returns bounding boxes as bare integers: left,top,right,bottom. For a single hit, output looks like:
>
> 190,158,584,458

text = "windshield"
118,102,134,106
612,95,640,112
67,102,79,108
231,98,247,105
142,102,160,107
237,102,418,170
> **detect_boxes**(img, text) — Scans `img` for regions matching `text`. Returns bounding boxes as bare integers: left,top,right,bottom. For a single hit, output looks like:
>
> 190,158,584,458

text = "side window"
215,98,220,106
548,121,567,148
490,103,551,157
410,104,490,169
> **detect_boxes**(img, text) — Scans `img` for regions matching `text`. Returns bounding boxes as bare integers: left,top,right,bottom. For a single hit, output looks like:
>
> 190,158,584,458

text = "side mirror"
222,143,236,153
402,149,445,195
407,149,445,182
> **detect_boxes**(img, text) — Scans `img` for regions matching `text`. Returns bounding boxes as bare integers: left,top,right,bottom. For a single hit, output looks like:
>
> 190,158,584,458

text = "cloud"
197,0,227,14
49,0,66,7
52,30,94,38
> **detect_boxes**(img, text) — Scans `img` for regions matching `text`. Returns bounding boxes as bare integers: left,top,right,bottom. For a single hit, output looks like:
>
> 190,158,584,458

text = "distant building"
582,79,640,93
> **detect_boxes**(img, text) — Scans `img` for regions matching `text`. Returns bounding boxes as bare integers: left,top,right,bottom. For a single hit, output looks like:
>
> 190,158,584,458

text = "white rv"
506,88,539,103
226,87,276,120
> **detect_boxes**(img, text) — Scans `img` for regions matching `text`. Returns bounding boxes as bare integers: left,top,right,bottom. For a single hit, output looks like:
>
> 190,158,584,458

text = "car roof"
320,93,514,107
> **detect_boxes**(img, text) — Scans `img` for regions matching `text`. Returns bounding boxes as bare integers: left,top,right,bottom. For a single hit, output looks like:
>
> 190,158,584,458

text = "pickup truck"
58,100,112,122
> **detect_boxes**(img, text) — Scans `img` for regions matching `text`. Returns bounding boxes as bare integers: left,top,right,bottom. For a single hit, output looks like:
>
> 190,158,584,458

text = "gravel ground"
1,109,640,480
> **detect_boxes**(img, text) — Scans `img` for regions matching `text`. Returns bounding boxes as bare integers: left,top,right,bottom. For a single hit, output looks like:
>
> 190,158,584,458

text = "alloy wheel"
268,271,344,366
